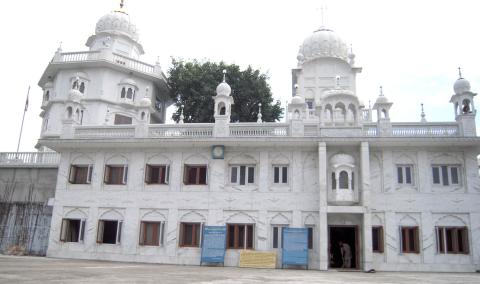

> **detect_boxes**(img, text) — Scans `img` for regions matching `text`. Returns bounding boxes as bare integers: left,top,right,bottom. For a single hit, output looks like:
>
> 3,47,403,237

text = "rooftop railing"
67,121,461,139
0,152,60,167
55,51,159,77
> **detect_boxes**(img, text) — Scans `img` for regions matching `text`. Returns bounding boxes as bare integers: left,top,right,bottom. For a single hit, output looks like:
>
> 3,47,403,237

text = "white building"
36,5,480,272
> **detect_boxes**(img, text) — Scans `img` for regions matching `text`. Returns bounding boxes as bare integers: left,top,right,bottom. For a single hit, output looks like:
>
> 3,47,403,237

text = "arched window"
44,91,50,102
79,82,85,94
72,80,78,90
121,87,126,99
381,109,387,119
141,112,146,121
80,110,84,125
127,88,133,99
339,171,349,189
462,99,471,113
75,109,80,121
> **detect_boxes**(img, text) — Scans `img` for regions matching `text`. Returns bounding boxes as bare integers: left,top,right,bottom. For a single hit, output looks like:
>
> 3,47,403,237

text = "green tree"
168,59,283,123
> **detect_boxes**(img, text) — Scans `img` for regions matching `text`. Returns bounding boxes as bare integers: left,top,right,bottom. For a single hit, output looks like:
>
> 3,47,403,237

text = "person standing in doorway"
339,241,352,268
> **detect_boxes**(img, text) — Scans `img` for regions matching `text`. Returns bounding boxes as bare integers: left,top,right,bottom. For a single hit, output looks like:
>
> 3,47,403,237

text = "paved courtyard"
0,255,479,284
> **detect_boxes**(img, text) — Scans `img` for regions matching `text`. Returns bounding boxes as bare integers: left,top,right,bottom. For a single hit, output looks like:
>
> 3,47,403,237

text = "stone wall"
0,167,57,255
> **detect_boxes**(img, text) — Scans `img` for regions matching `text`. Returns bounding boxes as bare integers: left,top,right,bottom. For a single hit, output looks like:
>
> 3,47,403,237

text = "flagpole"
16,86,30,158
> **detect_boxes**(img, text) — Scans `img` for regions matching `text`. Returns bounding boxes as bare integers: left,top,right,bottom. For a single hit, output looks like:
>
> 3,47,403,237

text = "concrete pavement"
0,255,479,284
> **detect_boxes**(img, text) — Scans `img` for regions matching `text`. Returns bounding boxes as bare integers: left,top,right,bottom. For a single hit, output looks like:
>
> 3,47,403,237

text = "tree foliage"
168,59,283,123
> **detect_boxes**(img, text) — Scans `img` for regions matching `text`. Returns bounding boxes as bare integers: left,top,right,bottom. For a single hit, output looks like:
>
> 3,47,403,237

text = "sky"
0,0,479,152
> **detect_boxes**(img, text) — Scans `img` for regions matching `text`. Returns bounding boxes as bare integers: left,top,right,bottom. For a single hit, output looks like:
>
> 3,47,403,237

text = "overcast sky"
0,0,479,152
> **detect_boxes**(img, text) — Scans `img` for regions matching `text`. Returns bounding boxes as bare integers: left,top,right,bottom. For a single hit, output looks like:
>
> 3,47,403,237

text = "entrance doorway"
328,226,358,269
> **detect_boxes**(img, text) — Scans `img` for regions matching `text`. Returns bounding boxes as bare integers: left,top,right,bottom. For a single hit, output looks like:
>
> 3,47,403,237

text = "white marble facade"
40,5,480,272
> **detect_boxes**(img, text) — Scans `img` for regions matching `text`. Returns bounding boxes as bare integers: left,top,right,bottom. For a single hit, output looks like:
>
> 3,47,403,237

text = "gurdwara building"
34,5,480,271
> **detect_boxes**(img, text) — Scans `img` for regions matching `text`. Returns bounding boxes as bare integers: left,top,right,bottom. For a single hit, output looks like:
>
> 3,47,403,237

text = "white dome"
69,88,83,103
454,78,471,95
95,10,139,42
216,82,231,96
375,95,389,104
330,153,355,167
139,97,151,107
297,27,349,64
291,95,305,104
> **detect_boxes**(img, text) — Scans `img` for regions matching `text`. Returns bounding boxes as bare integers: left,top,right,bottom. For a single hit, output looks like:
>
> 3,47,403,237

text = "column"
360,142,373,270
318,142,328,270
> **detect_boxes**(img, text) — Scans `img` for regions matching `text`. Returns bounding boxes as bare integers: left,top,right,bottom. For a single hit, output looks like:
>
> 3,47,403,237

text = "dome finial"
257,103,263,123
379,86,384,96
120,0,124,9
458,67,463,79
222,69,227,83
318,6,328,27
420,103,427,122
179,104,185,124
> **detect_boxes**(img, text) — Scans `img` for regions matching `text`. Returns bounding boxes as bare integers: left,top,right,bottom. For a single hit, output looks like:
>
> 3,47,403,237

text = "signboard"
282,227,308,268
239,251,277,269
200,226,226,264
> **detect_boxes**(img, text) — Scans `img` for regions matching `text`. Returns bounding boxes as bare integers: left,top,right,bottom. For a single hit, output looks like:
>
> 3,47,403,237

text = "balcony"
0,152,60,167
330,189,357,206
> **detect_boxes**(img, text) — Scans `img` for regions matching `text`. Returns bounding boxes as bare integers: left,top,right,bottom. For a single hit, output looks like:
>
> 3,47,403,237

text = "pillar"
318,142,328,270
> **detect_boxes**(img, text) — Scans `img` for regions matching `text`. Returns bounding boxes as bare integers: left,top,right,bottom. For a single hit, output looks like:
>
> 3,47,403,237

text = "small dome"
216,82,231,96
330,153,355,167
69,88,83,103
291,95,305,104
454,78,471,95
375,95,389,104
95,10,139,42
139,97,151,107
297,27,349,64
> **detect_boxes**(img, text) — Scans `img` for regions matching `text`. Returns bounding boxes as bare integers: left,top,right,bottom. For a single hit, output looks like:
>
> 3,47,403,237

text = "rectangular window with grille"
69,165,93,184
227,224,254,249
179,222,202,247
145,165,169,184
372,226,384,253
400,226,419,253
432,165,461,186
436,227,469,254
104,165,128,185
230,165,255,185
273,165,288,184
184,165,207,185
396,165,413,185
59,218,86,243
139,221,165,246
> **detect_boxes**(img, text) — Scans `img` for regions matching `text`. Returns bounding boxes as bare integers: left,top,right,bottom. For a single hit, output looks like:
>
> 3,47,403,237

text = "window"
307,227,313,250
139,221,165,246
104,165,128,185
68,165,93,184
306,99,314,109
400,226,419,253
230,165,255,185
145,165,170,184
120,87,135,101
179,222,202,247
436,227,469,254
44,90,50,102
272,225,287,249
79,82,85,94
227,224,254,249
184,165,207,185
397,165,413,185
432,165,460,186
273,165,288,184
114,114,133,125
60,218,85,243
372,226,384,253
339,171,349,189
97,220,122,244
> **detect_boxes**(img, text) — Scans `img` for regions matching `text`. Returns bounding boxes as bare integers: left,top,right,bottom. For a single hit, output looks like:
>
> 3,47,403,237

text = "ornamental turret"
450,68,477,136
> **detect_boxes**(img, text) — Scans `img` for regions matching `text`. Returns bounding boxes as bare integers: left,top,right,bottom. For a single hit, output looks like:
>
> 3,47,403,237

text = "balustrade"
0,152,60,166
229,123,289,137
